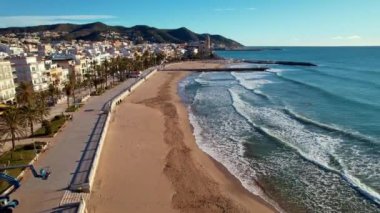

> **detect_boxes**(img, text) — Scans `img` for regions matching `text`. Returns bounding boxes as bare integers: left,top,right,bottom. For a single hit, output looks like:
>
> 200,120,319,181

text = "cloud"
214,7,257,12
0,15,116,27
332,35,361,40
214,8,236,12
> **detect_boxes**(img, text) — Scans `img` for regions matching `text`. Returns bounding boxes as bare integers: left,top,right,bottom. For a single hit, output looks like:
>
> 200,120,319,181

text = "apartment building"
10,56,49,91
0,60,16,103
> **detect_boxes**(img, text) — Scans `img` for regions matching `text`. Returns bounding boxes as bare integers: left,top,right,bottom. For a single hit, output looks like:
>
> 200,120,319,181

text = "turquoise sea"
179,47,380,212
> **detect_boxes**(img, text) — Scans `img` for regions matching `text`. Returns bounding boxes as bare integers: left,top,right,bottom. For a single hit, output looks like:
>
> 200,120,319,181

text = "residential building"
10,56,49,91
45,62,69,90
0,60,16,103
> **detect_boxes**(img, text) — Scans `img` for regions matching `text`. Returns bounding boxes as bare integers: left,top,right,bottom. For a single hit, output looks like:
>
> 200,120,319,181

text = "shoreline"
87,61,276,212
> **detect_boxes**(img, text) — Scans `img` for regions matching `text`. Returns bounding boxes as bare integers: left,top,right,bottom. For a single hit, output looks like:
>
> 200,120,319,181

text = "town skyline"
1,0,380,46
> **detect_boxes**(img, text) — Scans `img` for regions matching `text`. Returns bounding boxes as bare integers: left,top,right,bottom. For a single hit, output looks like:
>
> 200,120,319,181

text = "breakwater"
242,59,317,66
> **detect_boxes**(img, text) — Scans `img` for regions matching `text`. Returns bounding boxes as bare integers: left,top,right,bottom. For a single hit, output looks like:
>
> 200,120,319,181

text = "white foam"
187,107,285,212
229,88,380,205
231,72,274,90
194,78,209,86
343,172,380,205
181,73,380,210
268,68,286,73
229,88,341,167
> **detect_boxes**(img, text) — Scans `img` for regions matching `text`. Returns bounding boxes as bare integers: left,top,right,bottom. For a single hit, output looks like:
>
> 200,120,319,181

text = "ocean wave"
283,108,379,145
231,72,273,101
187,106,285,212
325,65,380,75
228,88,380,206
228,89,339,169
270,71,380,110
186,85,286,212
342,172,380,207
304,67,380,89
194,78,210,86
194,73,236,87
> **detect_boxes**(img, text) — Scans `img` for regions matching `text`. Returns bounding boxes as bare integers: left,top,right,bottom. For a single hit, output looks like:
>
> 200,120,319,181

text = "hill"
0,22,243,49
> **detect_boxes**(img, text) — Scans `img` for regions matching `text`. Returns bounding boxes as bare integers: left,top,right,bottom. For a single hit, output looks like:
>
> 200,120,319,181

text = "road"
12,69,153,213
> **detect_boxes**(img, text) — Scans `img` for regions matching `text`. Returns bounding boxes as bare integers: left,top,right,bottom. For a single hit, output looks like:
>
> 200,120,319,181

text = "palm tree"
103,59,109,88
0,107,27,151
21,106,39,136
48,84,60,105
118,58,127,81
142,50,152,69
156,52,166,65
35,92,50,122
16,82,35,107
89,60,98,92
64,83,73,108
125,58,133,79
95,64,104,90
68,72,77,105
110,57,119,85
84,73,92,93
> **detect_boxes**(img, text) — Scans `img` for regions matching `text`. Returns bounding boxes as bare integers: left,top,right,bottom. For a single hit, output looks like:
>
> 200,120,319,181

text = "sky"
0,0,379,46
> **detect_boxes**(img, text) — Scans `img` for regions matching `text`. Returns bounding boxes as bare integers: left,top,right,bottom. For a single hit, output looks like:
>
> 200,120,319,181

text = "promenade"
11,69,153,213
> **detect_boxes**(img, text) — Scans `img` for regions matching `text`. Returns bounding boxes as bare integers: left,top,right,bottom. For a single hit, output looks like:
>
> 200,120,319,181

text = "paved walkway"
11,69,153,213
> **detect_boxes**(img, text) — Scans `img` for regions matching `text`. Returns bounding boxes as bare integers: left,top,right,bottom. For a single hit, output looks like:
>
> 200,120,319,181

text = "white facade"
0,43,25,56
10,56,49,91
0,60,16,103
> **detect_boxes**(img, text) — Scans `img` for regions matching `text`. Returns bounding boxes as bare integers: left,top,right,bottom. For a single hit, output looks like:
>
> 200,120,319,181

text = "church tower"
206,35,211,51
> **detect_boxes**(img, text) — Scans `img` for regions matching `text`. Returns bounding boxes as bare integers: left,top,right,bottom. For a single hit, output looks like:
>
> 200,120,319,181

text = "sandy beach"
87,61,275,213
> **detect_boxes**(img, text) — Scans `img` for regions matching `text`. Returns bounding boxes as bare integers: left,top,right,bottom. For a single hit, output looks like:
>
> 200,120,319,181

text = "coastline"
87,61,276,212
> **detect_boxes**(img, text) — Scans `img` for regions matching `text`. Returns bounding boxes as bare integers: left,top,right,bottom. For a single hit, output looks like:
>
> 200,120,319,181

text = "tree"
35,92,50,122
90,60,99,91
156,52,166,65
48,84,60,105
110,57,119,85
124,57,134,79
102,59,110,88
21,106,39,136
41,120,52,135
95,64,103,91
68,72,77,105
84,73,93,93
0,107,27,151
64,83,73,108
118,57,128,81
16,82,35,107
19,91,50,137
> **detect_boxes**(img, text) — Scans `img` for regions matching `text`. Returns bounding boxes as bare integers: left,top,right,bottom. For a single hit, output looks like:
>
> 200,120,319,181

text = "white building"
0,43,25,56
0,60,16,103
44,61,69,90
10,56,49,91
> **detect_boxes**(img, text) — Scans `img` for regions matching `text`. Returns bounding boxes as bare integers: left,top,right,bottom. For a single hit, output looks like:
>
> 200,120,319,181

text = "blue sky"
1,0,379,46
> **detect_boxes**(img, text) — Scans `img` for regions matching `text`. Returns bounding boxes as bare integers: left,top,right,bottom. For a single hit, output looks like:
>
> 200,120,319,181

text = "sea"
178,47,380,213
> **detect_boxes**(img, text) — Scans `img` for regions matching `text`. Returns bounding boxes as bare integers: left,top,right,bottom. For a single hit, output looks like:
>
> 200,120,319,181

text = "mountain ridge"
0,22,243,49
